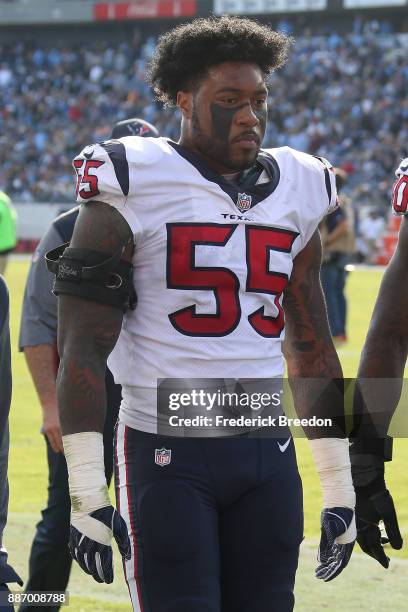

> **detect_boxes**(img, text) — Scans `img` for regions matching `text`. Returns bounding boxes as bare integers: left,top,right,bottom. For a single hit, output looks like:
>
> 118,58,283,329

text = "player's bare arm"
24,343,62,453
359,217,408,380
349,218,407,568
283,229,345,440
283,229,341,381
55,200,132,583
283,229,356,582
57,201,133,435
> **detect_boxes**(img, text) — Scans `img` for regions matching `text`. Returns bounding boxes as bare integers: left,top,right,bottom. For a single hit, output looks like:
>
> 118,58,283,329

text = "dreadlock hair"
147,15,292,106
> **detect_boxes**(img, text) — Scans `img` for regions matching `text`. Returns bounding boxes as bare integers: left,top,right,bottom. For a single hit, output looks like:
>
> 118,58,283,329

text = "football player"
349,159,406,568
52,17,356,611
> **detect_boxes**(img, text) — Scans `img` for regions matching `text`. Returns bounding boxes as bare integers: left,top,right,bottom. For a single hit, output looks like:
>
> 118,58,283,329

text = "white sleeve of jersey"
392,158,408,215
313,155,338,214
72,140,141,233
265,147,339,256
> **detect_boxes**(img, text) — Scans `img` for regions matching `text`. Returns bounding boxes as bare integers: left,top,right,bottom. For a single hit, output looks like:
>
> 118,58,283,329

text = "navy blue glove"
316,507,355,582
69,506,131,584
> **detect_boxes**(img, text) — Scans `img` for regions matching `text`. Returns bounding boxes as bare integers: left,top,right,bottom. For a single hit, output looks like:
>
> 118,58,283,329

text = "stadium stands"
0,18,407,262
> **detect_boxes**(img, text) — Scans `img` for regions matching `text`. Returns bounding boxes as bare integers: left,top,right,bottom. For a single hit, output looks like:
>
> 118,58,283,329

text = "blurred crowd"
0,18,407,219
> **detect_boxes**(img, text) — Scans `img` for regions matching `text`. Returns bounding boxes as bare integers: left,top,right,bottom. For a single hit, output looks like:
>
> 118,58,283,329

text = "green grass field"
4,259,408,611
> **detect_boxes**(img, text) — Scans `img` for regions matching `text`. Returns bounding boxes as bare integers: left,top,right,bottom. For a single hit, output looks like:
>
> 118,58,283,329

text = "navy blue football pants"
114,423,303,612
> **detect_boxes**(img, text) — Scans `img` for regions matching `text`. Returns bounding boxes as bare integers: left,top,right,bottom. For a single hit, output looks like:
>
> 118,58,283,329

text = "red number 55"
166,223,298,338
73,159,105,200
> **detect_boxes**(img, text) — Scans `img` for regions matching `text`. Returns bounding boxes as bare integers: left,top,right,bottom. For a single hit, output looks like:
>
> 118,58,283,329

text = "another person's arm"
24,344,61,452
283,230,356,582
350,218,407,568
358,217,408,379
19,225,63,452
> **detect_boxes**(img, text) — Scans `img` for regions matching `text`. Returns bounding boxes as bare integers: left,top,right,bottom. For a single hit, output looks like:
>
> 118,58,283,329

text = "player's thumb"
373,490,403,550
112,511,132,560
385,521,403,551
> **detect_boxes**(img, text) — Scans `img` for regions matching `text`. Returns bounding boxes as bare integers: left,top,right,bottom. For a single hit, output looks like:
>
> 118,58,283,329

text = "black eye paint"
210,102,267,144
210,102,247,143
254,107,267,134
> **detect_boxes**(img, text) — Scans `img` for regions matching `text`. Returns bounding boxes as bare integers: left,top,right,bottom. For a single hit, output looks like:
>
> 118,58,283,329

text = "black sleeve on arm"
47,242,136,312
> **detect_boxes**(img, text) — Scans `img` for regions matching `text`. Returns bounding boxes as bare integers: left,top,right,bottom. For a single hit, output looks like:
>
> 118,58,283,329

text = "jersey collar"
168,141,280,212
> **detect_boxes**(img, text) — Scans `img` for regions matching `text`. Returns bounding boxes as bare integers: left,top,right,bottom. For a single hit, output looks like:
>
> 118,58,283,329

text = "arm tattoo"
57,202,133,435
283,231,341,378
283,231,344,437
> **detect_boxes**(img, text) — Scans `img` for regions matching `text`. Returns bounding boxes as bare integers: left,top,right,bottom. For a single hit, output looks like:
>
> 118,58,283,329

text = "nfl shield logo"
155,447,172,467
236,192,252,212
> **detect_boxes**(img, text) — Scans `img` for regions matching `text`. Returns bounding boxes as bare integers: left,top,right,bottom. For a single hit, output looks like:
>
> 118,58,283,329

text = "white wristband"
309,438,355,509
63,432,110,515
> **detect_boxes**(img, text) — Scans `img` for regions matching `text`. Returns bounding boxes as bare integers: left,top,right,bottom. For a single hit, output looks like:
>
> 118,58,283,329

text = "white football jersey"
392,158,408,215
73,137,337,432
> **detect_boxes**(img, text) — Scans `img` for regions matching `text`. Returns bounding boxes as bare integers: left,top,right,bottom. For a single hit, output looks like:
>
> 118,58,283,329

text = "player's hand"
42,403,64,453
350,438,403,568
69,505,131,583
316,507,356,581
355,484,403,568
